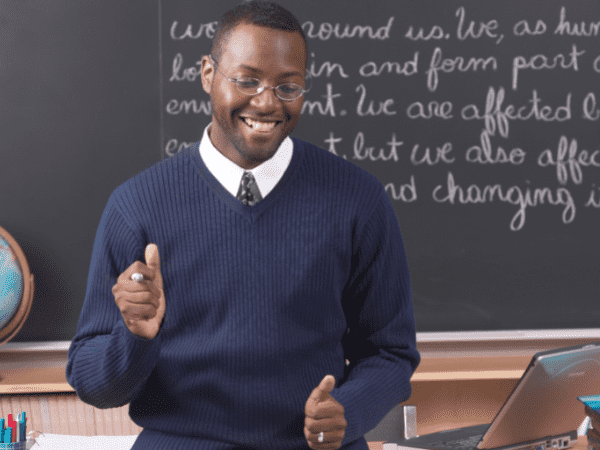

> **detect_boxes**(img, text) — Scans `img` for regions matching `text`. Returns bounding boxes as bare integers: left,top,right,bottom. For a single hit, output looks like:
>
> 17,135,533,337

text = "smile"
241,117,282,132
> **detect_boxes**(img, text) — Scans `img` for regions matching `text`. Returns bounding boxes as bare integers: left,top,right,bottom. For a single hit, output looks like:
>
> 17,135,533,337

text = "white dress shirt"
199,123,293,199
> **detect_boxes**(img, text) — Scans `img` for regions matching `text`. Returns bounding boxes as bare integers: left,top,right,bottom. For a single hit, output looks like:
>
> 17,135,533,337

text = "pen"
20,412,26,442
7,415,14,443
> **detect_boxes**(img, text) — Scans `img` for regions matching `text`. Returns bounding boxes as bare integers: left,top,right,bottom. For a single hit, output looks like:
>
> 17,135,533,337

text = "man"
66,2,420,450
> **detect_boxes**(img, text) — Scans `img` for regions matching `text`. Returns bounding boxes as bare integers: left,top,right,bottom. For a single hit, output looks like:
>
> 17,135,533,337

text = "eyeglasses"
209,54,311,101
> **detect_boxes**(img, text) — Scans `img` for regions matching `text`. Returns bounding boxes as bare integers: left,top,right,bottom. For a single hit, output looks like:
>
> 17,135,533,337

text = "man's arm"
66,193,164,409
330,184,421,445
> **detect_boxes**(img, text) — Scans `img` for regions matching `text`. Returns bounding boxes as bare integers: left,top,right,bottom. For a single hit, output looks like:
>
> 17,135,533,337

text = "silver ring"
318,432,324,443
131,272,144,282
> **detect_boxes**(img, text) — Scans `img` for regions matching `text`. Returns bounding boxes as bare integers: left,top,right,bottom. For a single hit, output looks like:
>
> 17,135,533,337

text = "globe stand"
0,226,35,382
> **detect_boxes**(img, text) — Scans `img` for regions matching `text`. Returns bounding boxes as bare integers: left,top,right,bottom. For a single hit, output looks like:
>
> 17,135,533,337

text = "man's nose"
250,86,281,108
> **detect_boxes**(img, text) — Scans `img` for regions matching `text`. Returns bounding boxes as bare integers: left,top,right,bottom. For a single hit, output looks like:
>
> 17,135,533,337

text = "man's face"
201,23,306,170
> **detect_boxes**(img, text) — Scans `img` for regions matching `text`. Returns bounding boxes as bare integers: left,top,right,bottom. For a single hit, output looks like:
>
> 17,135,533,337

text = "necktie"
236,171,263,206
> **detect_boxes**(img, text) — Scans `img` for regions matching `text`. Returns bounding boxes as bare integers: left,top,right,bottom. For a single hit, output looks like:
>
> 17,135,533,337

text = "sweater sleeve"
66,191,164,409
331,183,421,444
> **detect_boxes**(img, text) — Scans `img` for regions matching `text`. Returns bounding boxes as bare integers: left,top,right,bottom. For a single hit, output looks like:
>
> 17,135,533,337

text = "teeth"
244,118,277,131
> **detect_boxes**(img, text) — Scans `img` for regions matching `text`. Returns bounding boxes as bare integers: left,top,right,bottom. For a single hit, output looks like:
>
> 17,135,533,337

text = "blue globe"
0,236,23,329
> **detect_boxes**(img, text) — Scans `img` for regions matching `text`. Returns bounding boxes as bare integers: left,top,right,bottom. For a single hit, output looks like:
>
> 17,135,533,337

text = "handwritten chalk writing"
511,44,585,90
455,7,503,43
432,172,576,231
353,132,402,162
594,55,600,73
426,47,497,92
385,176,417,202
324,132,346,159
308,53,349,78
461,87,571,138
466,130,526,165
355,84,397,116
410,142,455,165
170,21,217,40
407,100,453,119
554,7,600,37
537,136,600,185
405,24,446,41
166,98,212,115
513,19,547,36
583,92,600,121
585,186,600,208
301,83,341,117
302,17,394,40
165,139,195,157
170,54,203,82
359,54,419,77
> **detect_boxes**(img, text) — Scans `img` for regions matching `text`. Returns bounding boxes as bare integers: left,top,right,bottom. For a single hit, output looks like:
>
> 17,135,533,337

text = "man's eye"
279,84,301,94
237,79,260,89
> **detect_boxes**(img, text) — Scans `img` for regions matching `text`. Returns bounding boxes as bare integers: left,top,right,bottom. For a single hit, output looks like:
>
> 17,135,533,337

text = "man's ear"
200,55,214,95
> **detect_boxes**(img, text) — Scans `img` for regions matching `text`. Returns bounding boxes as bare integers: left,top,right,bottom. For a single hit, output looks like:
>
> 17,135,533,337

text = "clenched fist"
304,375,347,450
112,243,166,340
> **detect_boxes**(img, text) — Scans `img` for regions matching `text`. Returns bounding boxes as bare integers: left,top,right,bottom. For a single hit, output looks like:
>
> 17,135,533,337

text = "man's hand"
112,243,166,340
304,375,347,450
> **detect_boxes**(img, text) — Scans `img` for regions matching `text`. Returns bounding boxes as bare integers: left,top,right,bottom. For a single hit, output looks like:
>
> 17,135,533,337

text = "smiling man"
204,23,305,170
66,2,420,450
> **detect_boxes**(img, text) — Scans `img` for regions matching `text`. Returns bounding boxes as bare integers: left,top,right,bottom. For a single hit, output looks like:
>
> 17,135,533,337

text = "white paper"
32,433,138,450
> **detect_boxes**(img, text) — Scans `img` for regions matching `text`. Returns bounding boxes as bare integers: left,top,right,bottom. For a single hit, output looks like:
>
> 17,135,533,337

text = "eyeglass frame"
208,54,312,102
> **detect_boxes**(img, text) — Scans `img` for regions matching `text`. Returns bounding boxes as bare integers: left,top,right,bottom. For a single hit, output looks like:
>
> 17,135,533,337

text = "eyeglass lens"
235,79,304,100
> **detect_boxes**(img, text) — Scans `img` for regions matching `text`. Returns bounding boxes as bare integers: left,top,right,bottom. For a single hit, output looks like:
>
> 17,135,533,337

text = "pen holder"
0,439,33,450
0,432,39,450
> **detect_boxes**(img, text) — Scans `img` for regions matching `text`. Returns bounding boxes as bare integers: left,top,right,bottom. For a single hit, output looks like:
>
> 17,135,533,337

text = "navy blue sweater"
66,138,420,450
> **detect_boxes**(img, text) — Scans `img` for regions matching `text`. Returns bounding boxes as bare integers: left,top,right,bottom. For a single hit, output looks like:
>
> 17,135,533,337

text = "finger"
120,263,155,283
305,428,345,449
120,303,158,321
305,416,347,433
117,291,160,307
308,402,345,420
306,428,345,442
307,440,343,450
115,278,161,297
310,375,336,404
145,243,160,272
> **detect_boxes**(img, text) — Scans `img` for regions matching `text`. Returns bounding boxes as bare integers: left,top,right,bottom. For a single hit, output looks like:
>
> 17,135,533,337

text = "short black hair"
210,1,307,64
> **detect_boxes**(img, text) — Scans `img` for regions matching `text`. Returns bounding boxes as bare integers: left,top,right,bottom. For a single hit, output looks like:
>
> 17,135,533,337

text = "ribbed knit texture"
66,137,420,450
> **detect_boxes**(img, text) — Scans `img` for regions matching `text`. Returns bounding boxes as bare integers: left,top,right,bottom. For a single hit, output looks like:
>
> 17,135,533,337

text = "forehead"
219,23,306,72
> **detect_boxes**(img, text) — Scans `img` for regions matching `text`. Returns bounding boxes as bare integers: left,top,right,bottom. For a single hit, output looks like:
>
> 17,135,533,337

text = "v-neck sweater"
66,137,420,450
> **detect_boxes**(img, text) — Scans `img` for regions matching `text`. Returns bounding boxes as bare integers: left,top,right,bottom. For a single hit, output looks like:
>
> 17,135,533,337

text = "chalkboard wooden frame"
0,226,34,346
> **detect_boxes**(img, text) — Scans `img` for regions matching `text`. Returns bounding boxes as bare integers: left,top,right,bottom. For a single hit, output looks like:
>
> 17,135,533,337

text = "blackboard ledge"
417,329,600,342
1,332,599,391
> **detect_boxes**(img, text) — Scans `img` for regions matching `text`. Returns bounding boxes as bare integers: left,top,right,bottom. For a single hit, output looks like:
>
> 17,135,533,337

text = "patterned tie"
236,171,263,206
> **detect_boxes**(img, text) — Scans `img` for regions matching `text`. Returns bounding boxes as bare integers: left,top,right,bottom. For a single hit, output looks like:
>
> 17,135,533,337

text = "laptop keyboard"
426,434,483,450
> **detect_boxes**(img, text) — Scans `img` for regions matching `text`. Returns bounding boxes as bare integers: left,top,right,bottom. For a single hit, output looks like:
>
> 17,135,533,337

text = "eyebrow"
237,64,303,79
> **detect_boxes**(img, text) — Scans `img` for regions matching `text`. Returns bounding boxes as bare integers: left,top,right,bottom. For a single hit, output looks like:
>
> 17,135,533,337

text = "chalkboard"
1,1,599,342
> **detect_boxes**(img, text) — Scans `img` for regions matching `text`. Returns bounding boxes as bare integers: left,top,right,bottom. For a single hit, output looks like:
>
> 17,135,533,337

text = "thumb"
145,243,161,272
313,375,336,403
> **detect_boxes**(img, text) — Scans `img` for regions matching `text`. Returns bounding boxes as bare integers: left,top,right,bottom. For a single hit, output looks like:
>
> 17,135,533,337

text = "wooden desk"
0,334,597,441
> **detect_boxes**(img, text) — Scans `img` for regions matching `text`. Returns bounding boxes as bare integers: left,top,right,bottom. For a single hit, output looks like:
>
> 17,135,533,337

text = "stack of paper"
32,433,138,450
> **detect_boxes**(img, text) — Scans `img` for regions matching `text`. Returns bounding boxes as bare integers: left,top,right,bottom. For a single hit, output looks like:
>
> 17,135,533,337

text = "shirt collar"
199,123,293,198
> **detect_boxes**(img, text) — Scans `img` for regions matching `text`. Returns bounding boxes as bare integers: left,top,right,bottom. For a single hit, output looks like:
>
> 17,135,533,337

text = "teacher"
66,2,420,449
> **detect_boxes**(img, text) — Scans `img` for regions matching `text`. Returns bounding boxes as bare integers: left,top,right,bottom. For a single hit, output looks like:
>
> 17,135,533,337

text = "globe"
0,226,34,347
0,236,22,329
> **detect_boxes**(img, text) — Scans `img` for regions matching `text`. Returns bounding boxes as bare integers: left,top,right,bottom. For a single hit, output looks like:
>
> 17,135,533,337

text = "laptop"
392,341,600,450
